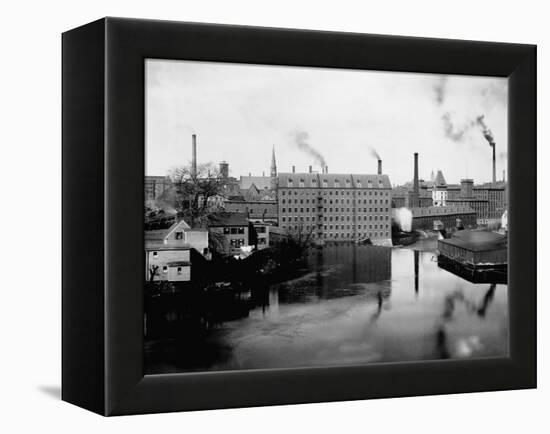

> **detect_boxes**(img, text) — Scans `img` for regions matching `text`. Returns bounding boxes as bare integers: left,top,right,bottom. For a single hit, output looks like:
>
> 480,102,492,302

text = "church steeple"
270,145,277,178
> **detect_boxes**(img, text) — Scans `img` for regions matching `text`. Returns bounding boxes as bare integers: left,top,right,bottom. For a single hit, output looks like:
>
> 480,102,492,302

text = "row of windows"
286,179,385,189
158,265,185,274
281,215,389,223
281,207,390,213
229,238,246,247
281,224,390,231
222,227,246,235
229,208,272,214
281,189,389,197
280,228,390,239
281,198,390,205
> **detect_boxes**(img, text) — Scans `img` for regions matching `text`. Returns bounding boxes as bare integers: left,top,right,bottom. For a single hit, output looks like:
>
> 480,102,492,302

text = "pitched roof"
277,173,391,189
144,219,191,241
434,170,447,186
207,212,249,227
239,176,273,190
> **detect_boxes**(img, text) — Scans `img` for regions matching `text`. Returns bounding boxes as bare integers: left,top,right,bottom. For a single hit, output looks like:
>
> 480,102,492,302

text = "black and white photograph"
143,59,509,374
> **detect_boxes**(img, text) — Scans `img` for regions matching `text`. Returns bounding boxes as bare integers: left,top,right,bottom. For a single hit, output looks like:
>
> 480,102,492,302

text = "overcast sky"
145,59,507,186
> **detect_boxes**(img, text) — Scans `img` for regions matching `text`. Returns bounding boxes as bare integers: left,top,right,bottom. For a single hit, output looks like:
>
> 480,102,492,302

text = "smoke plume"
433,76,448,106
394,208,413,232
368,147,381,160
476,115,495,147
291,131,326,167
441,112,475,142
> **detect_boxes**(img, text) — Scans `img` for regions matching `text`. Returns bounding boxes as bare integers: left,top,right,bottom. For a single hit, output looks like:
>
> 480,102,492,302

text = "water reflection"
145,244,508,374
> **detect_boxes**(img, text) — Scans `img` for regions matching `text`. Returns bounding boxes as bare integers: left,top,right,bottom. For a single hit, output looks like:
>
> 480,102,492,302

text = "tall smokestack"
292,165,295,173
412,153,419,208
219,161,229,179
503,170,506,182
325,165,328,174
309,165,312,173
492,143,497,184
377,159,382,175
191,134,197,178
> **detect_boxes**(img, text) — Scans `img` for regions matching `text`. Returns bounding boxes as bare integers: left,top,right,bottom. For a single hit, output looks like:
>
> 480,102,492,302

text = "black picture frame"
62,17,536,416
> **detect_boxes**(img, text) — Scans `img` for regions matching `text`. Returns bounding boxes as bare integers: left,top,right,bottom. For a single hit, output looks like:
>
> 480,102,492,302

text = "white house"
144,219,210,257
145,244,191,282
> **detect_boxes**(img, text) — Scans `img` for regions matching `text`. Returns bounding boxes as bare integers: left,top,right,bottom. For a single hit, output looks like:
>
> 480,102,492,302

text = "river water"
145,240,508,374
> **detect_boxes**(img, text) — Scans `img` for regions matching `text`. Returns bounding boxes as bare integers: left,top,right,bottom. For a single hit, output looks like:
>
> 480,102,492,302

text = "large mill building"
277,163,392,245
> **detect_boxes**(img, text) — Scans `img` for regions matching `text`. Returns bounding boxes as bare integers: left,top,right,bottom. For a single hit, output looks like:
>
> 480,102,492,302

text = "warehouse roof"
207,212,249,227
439,230,507,252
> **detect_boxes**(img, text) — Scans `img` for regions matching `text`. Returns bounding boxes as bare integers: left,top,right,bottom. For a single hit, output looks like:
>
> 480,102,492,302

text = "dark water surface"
145,243,508,374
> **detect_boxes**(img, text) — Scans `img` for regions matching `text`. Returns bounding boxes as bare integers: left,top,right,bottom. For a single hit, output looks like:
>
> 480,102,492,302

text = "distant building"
267,225,289,246
431,174,506,224
207,212,253,255
239,175,273,191
225,199,278,224
446,179,489,224
252,222,271,249
392,181,432,208
277,172,392,245
472,181,507,222
145,176,171,201
406,205,477,231
432,170,448,206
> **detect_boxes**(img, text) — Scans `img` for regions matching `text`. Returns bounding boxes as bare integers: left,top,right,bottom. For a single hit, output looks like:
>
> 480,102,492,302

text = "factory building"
407,206,477,231
446,178,506,224
472,181,507,222
277,169,392,245
224,198,278,224
145,176,171,202
432,170,448,206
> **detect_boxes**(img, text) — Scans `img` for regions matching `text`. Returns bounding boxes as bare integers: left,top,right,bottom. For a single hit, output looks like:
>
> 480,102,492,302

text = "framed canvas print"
62,17,536,416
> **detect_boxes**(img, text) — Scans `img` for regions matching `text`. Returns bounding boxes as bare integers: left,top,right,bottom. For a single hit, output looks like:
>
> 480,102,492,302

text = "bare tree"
287,221,316,248
148,265,159,283
167,162,225,227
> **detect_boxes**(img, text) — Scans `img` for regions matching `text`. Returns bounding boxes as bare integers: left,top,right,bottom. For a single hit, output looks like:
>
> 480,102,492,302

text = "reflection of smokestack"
191,134,197,177
309,165,312,173
377,159,382,175
414,250,419,295
492,143,497,183
292,165,295,173
412,153,419,207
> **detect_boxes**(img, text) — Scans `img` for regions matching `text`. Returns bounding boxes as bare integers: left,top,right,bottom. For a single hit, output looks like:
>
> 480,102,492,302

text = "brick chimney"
191,134,197,177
